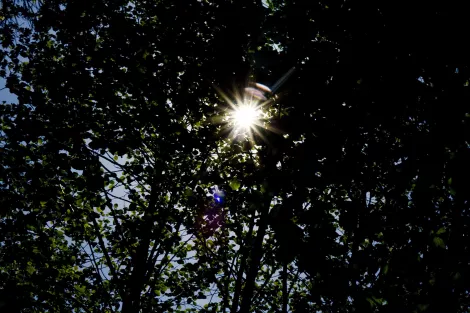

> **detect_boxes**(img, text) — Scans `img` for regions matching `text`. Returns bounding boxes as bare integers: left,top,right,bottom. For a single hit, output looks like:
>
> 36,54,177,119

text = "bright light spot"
214,68,296,142
232,103,260,130
214,83,274,142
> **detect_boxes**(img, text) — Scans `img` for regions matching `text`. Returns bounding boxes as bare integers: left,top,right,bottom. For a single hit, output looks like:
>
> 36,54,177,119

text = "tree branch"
90,217,123,298
239,194,273,313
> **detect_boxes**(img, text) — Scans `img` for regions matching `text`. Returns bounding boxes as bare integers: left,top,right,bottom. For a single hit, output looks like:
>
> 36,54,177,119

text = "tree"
2,0,470,312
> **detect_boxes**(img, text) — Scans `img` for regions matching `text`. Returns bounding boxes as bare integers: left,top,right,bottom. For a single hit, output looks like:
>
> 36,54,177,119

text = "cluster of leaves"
1,0,470,312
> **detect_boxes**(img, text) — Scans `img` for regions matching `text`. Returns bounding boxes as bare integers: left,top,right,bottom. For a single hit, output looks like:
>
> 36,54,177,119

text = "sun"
232,102,261,130
213,82,277,141
227,97,265,139
214,67,295,140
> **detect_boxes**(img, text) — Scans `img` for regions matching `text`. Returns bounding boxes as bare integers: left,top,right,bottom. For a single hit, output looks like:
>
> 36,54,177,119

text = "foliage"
1,0,470,313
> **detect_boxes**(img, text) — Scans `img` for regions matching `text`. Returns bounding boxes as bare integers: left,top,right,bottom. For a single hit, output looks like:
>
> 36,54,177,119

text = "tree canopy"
1,0,470,312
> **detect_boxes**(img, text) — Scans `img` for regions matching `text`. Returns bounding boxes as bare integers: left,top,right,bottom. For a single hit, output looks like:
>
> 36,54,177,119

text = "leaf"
229,179,241,191
184,188,193,197
433,237,445,248
366,298,375,307
436,227,446,235
74,285,86,294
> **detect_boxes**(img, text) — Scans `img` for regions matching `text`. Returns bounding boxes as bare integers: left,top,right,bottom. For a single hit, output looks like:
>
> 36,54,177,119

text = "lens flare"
244,87,267,100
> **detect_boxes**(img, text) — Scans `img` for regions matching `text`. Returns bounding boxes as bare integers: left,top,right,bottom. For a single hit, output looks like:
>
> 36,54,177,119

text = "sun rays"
213,67,296,142
231,102,261,131
215,86,271,142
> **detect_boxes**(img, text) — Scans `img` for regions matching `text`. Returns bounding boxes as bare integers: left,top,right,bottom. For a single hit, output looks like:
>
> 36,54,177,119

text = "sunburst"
229,98,265,137
232,102,261,130
215,87,270,142
214,66,296,142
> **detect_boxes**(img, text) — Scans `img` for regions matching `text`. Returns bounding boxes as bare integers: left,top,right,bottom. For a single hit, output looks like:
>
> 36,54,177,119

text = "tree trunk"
238,195,272,313
282,260,288,313
231,213,256,313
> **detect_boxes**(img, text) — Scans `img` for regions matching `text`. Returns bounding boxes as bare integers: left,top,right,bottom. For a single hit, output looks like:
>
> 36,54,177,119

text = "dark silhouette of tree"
1,0,470,312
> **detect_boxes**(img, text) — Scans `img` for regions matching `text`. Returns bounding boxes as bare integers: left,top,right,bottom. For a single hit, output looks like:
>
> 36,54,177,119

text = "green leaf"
26,265,35,275
433,237,445,248
74,285,86,294
184,188,193,197
229,179,241,191
436,227,446,235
